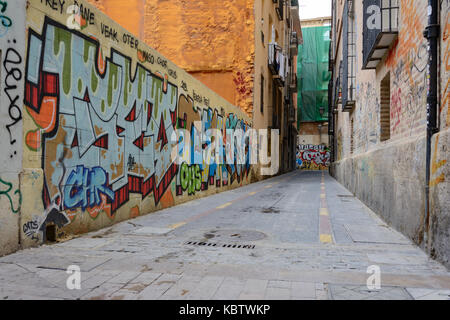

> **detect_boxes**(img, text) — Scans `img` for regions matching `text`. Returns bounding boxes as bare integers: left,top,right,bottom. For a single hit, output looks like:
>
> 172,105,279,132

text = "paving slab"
1,171,450,300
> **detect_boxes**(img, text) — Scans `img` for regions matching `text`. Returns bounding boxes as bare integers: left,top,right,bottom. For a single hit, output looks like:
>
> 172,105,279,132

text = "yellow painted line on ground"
320,234,333,244
320,208,329,216
169,222,187,229
249,192,258,196
265,185,272,189
217,202,233,209
320,194,326,199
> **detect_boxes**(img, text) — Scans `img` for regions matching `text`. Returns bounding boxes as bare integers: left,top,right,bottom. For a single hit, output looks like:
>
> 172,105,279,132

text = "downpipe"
423,0,440,253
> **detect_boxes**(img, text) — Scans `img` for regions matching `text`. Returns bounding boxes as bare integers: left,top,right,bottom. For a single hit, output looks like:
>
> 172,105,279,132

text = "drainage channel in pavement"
184,230,267,250
184,241,256,250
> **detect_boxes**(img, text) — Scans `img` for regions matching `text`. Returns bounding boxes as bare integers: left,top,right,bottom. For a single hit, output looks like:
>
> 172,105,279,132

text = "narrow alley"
1,172,449,300
1,0,450,306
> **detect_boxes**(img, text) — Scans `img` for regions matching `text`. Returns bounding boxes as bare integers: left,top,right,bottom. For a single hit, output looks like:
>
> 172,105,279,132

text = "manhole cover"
203,230,266,242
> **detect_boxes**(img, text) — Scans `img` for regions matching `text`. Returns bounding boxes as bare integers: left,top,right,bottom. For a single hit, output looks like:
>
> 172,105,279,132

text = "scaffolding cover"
298,26,331,125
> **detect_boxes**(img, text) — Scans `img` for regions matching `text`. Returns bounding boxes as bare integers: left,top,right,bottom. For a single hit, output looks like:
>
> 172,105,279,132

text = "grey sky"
299,0,332,20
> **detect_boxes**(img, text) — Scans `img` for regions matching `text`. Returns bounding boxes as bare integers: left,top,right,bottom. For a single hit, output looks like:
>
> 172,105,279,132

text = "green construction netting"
297,26,331,125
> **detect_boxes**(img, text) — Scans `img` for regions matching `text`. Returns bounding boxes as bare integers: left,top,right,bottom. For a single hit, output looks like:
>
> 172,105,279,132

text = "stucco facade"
88,0,256,118
329,0,450,267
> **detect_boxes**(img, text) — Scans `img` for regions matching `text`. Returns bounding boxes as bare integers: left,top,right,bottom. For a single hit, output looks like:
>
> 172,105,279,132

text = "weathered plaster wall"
429,0,450,267
332,0,449,268
298,122,329,146
333,136,427,243
0,0,26,255
88,0,255,118
0,0,255,255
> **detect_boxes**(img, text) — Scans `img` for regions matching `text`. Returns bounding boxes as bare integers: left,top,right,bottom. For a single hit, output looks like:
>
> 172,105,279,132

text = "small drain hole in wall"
45,224,57,243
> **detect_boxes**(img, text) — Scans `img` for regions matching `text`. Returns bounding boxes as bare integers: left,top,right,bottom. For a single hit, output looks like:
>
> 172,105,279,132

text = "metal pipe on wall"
423,0,440,251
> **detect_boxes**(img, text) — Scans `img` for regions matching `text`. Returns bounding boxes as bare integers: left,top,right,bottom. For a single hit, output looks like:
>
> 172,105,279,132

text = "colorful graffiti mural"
24,18,182,218
20,0,253,242
296,145,331,171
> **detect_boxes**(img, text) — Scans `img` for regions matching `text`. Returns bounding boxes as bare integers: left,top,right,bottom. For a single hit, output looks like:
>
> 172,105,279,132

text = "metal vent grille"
184,241,256,250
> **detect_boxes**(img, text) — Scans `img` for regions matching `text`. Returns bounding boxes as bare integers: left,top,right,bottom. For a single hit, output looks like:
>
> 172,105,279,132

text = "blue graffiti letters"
63,166,114,210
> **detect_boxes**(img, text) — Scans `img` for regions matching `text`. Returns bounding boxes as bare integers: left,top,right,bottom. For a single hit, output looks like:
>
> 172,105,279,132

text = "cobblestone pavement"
1,171,449,300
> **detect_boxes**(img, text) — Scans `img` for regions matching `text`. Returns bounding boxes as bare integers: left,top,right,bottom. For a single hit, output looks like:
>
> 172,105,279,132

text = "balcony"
289,0,302,38
362,0,399,69
333,75,341,109
276,0,284,21
290,32,299,56
342,0,356,111
328,80,335,135
269,43,286,87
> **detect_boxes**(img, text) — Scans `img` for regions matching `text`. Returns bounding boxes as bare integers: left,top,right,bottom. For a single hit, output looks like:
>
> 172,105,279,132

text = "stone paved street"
1,171,449,300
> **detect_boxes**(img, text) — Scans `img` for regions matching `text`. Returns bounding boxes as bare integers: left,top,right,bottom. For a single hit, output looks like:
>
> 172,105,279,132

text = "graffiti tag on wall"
385,0,428,137
0,177,21,214
0,0,12,37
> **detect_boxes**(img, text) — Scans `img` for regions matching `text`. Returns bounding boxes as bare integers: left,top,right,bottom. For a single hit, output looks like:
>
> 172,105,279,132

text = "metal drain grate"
184,241,255,249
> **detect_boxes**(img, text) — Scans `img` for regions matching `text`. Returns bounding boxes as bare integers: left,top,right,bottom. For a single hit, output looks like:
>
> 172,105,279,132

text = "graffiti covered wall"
0,0,26,255
383,0,428,139
296,145,330,171
331,0,450,268
0,0,255,251
429,0,450,268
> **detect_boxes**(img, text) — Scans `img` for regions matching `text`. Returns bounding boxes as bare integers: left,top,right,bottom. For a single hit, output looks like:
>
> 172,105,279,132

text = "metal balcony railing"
268,43,286,86
362,0,399,69
290,31,299,56
342,0,356,111
276,0,284,20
